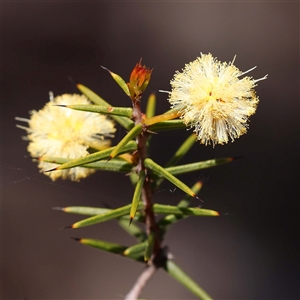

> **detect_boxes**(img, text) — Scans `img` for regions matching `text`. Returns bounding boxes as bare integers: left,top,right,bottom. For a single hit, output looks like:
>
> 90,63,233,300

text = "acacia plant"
16,53,267,299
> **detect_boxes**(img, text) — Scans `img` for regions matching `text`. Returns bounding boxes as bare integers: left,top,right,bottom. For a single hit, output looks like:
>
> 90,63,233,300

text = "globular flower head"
16,94,116,181
168,53,267,146
128,59,153,98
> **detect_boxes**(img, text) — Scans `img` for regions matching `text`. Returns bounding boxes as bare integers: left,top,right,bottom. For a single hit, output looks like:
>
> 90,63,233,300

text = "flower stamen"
16,94,116,181
168,53,267,146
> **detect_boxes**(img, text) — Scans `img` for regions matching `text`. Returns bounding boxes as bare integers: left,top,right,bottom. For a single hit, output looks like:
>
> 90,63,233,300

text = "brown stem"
126,95,162,299
132,95,161,251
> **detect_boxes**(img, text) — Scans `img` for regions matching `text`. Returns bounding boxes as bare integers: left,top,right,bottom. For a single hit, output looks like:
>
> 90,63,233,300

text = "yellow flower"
16,93,116,181
168,53,267,146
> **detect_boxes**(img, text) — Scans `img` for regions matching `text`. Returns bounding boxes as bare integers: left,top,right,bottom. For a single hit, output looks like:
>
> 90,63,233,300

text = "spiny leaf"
53,206,111,216
158,181,204,234
76,83,108,106
71,237,127,254
144,232,155,262
177,181,203,208
130,170,146,222
82,159,134,172
41,157,134,173
154,134,197,189
54,205,144,222
76,83,134,130
153,204,219,216
129,172,139,186
101,66,130,96
66,204,135,229
147,119,185,132
165,134,197,168
165,157,234,176
163,260,213,300
48,141,137,172
144,158,197,198
123,241,147,257
62,104,133,118
145,93,156,119
144,111,179,126
109,124,142,160
71,237,144,262
117,153,135,164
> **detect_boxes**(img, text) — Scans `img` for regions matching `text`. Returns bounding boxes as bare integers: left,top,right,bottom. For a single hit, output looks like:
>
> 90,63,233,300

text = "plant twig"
126,64,163,299
132,90,161,257
124,263,157,300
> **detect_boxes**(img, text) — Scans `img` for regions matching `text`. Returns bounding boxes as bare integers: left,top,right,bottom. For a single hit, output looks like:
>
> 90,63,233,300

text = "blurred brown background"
2,2,299,299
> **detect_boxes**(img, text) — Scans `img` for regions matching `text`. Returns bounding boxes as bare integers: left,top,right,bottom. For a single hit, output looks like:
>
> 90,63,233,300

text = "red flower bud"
128,59,153,98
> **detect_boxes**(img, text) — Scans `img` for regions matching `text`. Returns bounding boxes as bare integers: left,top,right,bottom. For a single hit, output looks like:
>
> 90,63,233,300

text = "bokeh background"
2,2,299,299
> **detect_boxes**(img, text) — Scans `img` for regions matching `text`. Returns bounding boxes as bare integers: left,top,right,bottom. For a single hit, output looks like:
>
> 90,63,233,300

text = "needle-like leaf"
153,204,219,216
123,241,147,257
48,141,137,172
164,260,213,300
101,66,130,96
76,83,134,130
147,119,185,132
145,93,156,119
177,181,203,208
144,158,197,198
53,206,111,216
66,204,134,229
144,232,155,262
130,170,145,222
61,104,133,118
71,237,144,262
71,237,127,254
158,181,203,234
109,124,142,160
165,134,197,168
41,157,134,173
144,111,179,126
54,205,144,221
165,157,234,176
153,134,197,189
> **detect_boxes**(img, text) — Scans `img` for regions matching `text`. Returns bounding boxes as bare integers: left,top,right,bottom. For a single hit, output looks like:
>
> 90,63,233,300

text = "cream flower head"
16,93,116,181
168,53,267,146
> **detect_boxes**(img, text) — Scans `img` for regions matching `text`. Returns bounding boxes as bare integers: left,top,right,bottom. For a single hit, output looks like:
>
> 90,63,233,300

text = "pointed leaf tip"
45,167,57,173
129,170,145,220
110,124,142,159
129,217,133,226
195,195,204,202
53,104,66,107
76,83,134,130
100,65,109,72
233,156,243,160
144,158,196,198
195,180,203,189
144,232,155,262
164,260,213,299
61,225,72,230
52,206,65,211
69,237,81,241
66,203,133,229
101,66,130,96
